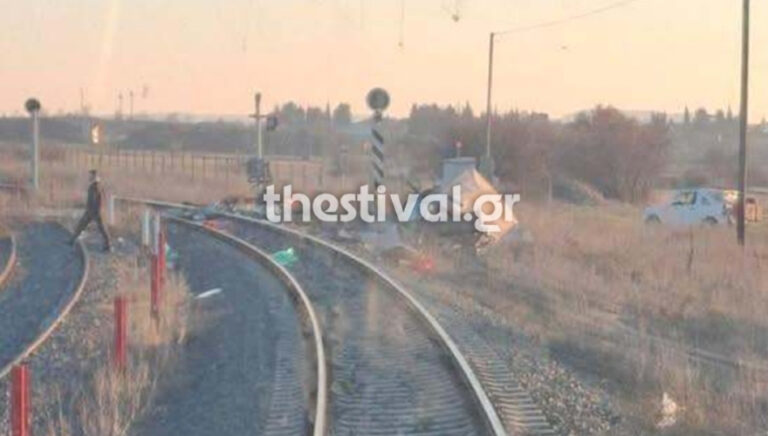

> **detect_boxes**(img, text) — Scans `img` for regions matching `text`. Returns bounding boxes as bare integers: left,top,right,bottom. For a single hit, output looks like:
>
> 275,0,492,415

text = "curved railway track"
117,197,510,435
0,224,17,289
0,221,89,379
217,216,503,435
132,218,325,436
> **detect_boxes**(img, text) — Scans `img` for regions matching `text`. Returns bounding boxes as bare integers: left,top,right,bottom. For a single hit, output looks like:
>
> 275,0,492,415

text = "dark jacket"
86,181,105,213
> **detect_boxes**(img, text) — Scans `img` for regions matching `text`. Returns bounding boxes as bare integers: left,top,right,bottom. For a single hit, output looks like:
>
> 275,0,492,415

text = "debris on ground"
165,242,179,270
410,255,435,274
359,222,403,253
196,288,223,300
203,219,221,230
656,392,679,429
272,247,298,267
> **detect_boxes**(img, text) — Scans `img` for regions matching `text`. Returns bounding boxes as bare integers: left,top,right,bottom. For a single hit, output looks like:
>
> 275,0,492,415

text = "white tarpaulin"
439,168,517,242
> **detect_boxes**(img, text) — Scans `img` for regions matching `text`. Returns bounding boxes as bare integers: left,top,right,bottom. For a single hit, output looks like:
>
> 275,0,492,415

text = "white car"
643,188,732,226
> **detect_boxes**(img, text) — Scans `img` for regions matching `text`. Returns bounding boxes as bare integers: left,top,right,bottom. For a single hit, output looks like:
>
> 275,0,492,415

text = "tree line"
408,104,670,203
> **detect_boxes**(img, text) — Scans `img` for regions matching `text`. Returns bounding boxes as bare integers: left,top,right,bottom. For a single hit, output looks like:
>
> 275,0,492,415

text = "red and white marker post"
11,364,30,436
150,215,166,319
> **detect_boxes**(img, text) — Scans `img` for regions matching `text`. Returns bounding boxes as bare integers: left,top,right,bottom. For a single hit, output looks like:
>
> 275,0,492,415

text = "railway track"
117,198,510,435
205,216,495,435
0,221,89,379
404,289,558,435
0,224,17,290
131,218,325,436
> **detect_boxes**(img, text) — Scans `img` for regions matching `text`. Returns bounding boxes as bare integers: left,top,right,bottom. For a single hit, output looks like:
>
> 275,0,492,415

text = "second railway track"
0,224,17,289
0,221,89,379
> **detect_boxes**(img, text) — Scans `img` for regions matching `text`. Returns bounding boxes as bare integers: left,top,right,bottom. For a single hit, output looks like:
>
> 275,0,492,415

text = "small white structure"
441,157,478,186
439,167,518,244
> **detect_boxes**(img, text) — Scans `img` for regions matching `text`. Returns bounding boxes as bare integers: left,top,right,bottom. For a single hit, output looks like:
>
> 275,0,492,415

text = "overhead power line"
495,0,645,36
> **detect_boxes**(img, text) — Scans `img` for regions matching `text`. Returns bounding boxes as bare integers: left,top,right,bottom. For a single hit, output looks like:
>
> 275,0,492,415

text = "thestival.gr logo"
263,185,520,233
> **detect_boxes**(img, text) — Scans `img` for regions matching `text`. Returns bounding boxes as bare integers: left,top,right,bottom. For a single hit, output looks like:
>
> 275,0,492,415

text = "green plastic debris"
272,247,298,267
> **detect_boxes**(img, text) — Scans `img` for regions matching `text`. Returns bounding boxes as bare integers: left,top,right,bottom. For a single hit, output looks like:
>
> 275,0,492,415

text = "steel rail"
0,224,18,290
0,225,90,379
115,196,508,436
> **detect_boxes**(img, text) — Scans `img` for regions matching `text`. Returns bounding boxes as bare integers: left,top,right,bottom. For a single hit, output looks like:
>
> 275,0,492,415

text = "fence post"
150,216,165,318
225,158,230,185
107,194,115,226
141,209,151,247
11,364,30,436
114,296,127,370
158,226,166,287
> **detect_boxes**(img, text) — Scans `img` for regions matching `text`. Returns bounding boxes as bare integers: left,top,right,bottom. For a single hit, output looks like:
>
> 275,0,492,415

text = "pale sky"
2,0,768,120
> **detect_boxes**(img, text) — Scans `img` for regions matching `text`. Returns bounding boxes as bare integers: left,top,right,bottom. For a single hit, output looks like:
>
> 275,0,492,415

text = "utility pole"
129,90,134,120
485,32,495,159
481,32,496,179
737,0,750,246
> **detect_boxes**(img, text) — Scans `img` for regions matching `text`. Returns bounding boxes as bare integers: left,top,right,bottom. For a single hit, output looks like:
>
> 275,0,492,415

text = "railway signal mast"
367,87,390,189
251,92,265,159
24,98,41,191
248,92,278,197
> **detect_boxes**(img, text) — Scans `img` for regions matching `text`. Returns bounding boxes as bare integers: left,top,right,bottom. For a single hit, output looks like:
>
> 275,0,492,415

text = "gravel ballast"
0,226,118,435
130,223,309,436
0,222,84,371
218,217,490,436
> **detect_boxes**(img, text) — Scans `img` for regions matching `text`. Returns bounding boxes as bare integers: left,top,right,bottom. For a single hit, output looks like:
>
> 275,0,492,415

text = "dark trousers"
72,210,111,248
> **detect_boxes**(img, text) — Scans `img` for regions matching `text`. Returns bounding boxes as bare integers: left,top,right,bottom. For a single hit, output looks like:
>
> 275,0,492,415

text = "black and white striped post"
370,129,385,188
366,88,390,190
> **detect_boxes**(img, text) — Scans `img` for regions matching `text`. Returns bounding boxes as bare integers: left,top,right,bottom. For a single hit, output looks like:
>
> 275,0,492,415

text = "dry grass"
0,142,198,435
43,260,190,436
7,140,768,432
430,201,768,433
0,141,252,210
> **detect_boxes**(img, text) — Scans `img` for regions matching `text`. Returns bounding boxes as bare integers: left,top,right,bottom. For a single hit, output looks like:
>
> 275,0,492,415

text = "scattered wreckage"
163,158,522,272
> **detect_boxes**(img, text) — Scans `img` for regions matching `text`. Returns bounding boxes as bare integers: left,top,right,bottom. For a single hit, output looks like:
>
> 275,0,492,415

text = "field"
0,141,253,209
2,139,768,434
425,201,768,434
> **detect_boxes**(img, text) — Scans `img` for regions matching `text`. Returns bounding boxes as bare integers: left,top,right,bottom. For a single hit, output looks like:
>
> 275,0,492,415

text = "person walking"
70,169,111,252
